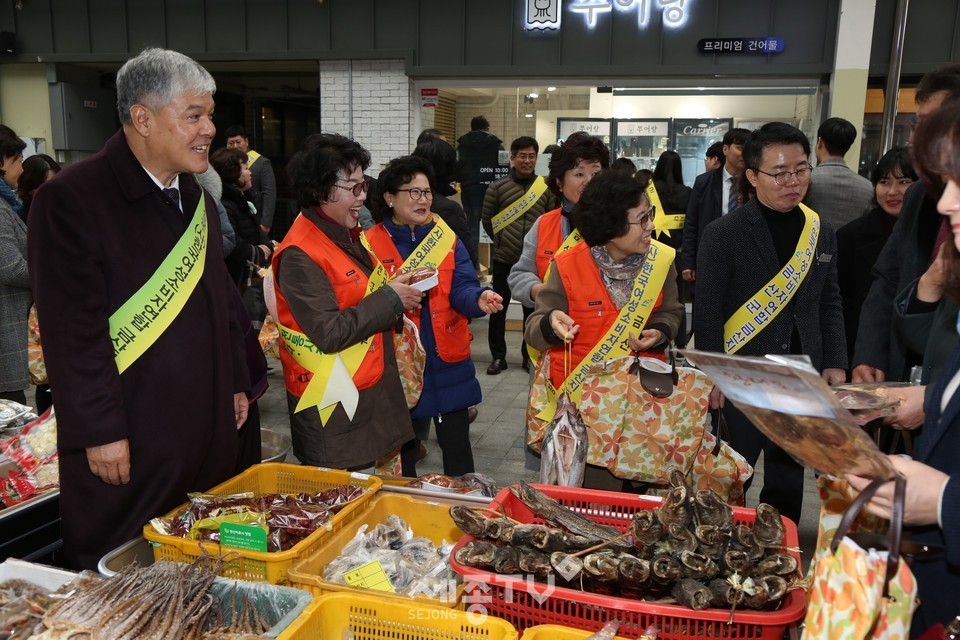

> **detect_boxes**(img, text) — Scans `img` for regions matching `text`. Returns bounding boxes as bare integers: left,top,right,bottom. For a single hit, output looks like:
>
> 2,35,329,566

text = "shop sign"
698,37,785,54
679,122,729,136
525,0,689,31
420,88,439,108
618,121,668,136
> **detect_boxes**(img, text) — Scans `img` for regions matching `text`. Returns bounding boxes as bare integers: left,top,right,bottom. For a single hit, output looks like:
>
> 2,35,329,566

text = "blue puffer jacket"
380,216,489,418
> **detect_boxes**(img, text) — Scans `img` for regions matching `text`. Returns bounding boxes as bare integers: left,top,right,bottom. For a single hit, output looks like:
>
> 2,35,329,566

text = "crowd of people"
1,46,960,634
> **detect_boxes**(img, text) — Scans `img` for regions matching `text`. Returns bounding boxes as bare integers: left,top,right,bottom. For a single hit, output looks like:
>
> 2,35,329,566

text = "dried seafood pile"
32,560,273,640
150,484,366,552
0,577,72,639
451,472,801,612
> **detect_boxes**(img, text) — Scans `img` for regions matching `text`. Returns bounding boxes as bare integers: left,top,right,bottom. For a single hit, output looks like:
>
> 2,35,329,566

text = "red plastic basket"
449,484,805,639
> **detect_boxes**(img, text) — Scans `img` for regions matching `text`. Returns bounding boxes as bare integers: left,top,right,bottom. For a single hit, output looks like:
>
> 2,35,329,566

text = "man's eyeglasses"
396,187,434,200
513,153,537,161
755,165,812,186
334,181,370,197
628,206,656,227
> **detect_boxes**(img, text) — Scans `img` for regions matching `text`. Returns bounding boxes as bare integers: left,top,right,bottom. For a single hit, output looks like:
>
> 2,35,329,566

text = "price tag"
220,523,268,552
343,560,396,592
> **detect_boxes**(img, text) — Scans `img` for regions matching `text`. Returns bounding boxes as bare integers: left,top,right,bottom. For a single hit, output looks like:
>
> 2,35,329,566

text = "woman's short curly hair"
571,170,647,247
547,132,610,197
369,155,435,223
287,133,371,209
209,147,247,188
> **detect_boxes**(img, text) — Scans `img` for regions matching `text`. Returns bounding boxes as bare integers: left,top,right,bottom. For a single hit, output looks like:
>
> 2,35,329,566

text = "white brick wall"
319,59,411,172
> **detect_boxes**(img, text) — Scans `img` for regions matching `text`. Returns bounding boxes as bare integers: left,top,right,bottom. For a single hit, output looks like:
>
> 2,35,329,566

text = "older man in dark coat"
694,122,847,526
28,48,249,570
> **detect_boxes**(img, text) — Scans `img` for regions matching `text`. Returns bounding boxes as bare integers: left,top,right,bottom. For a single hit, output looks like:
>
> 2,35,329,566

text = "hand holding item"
549,310,579,343
917,241,950,303
628,329,664,352
821,368,846,386
478,289,504,314
709,385,725,410
847,455,949,526
87,439,131,485
878,385,926,430
234,392,249,429
681,268,696,282
388,272,425,312
852,363,885,383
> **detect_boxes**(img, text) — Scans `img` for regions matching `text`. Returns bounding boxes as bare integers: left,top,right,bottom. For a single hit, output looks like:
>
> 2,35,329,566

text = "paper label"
343,560,396,592
220,523,268,552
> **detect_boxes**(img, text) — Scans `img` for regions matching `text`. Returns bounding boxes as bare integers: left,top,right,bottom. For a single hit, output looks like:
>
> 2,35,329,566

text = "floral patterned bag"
809,474,886,576
394,316,425,409
527,353,753,504
27,304,46,386
803,476,918,640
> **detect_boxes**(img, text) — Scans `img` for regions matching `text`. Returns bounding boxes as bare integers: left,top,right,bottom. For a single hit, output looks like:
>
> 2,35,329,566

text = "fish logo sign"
525,0,560,30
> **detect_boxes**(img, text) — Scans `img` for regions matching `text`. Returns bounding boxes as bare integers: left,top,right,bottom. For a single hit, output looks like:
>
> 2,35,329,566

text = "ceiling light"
528,92,539,99
547,87,557,91
525,113,533,118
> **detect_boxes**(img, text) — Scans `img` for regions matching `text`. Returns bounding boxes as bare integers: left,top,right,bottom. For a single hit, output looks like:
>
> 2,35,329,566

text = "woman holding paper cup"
849,103,960,637
272,133,421,470
525,170,684,489
367,155,502,477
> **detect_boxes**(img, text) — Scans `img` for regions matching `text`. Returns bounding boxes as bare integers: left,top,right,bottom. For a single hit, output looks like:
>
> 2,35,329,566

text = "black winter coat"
222,184,270,286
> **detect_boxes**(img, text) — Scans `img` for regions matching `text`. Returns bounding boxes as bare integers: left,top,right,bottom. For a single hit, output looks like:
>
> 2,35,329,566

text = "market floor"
253,315,821,567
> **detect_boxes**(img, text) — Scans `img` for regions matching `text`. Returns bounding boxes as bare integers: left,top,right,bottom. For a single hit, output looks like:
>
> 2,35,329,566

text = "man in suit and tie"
679,127,751,282
805,117,874,231
693,122,847,525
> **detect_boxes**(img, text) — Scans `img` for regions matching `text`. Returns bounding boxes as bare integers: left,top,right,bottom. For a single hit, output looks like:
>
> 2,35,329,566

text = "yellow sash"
276,230,390,425
723,204,820,355
246,149,262,168
527,227,583,364
646,181,684,238
536,239,676,423
393,215,457,273
492,176,548,234
109,192,208,373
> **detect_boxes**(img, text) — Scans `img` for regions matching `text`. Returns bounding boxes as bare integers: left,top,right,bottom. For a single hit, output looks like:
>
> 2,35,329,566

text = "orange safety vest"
535,208,565,281
365,222,472,363
272,215,384,398
549,241,665,390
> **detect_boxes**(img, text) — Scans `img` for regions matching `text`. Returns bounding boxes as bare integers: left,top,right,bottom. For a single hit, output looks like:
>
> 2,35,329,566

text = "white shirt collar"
722,166,735,183
141,166,180,192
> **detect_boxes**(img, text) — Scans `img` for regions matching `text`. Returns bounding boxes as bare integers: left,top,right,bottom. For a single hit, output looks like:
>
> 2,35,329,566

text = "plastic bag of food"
0,399,30,426
370,515,412,549
188,509,266,541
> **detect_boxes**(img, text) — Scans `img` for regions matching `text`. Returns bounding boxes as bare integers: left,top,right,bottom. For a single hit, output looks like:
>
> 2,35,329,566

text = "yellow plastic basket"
142,463,382,584
287,493,465,607
277,592,519,640
520,625,633,640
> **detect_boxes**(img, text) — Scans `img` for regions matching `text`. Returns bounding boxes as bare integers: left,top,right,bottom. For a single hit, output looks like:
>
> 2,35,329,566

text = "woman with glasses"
367,156,503,476
272,133,423,470
693,122,847,525
525,170,684,490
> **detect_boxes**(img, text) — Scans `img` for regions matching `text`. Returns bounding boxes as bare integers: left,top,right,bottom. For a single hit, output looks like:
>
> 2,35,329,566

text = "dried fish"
507,524,543,546
693,489,733,529
617,553,650,586
756,553,799,577
539,391,588,487
650,554,682,584
483,518,515,542
629,510,663,549
448,506,487,537
708,577,746,608
743,575,788,610
753,503,786,547
550,552,584,581
720,550,752,577
583,552,620,582
517,548,553,579
492,546,521,575
665,523,698,555
511,483,629,552
454,540,497,568
671,578,712,610
529,527,599,553
730,524,765,562
678,550,720,581
657,485,692,528
694,524,728,558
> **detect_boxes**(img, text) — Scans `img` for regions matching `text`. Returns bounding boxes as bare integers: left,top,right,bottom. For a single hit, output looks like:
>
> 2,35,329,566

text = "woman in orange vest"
508,132,610,317
366,156,503,477
272,133,424,470
525,171,685,490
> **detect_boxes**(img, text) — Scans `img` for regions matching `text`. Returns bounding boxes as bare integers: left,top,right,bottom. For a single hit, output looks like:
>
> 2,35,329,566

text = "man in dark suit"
28,48,250,569
694,122,847,525
679,127,751,282
225,125,277,235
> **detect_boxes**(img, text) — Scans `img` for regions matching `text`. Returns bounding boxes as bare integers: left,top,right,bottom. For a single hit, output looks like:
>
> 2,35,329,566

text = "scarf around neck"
590,244,647,310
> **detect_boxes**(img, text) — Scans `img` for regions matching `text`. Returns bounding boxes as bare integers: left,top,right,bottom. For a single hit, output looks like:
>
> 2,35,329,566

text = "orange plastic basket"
287,493,466,607
277,592,518,639
142,463,381,584
449,484,806,639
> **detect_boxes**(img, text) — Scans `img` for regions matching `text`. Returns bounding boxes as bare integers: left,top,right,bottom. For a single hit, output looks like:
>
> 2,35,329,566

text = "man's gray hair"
116,48,216,125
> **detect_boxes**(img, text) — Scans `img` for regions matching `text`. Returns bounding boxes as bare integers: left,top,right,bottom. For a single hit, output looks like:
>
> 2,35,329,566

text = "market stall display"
142,463,381,584
449,480,806,637
288,494,464,607
0,557,312,639
0,410,56,510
